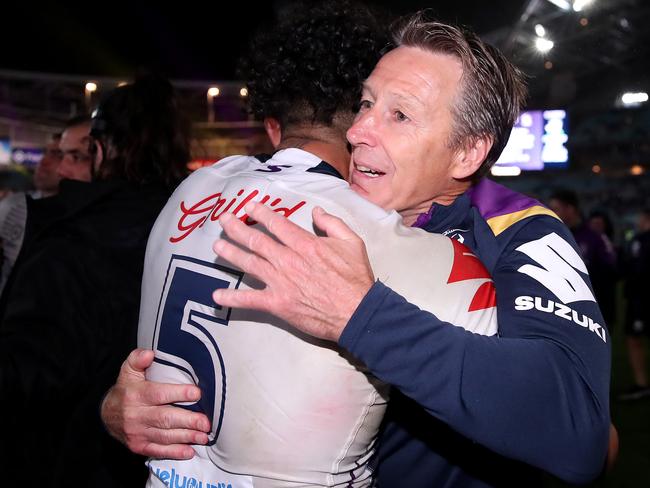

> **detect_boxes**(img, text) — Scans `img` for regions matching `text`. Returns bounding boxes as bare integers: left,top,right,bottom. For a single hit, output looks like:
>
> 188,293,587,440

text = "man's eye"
394,111,409,122
358,100,372,111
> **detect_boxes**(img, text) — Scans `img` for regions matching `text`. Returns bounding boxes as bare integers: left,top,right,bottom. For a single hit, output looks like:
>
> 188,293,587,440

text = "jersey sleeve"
339,216,611,484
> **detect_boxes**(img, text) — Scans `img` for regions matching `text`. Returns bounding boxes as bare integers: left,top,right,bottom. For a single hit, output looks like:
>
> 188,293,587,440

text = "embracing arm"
100,348,211,459
338,221,611,484
212,203,611,484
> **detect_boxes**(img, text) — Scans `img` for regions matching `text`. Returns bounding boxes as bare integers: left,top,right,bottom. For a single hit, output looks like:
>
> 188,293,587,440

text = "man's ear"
91,139,104,171
450,135,493,180
263,118,282,149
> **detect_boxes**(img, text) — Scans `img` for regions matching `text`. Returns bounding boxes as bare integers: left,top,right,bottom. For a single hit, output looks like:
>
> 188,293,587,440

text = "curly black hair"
240,0,389,129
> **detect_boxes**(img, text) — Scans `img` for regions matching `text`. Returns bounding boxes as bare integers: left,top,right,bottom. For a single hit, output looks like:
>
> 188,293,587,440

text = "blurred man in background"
549,189,618,325
32,133,63,198
620,208,650,400
57,116,94,182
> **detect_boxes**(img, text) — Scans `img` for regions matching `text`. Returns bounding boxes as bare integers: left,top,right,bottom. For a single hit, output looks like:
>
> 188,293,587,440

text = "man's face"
588,216,606,235
346,46,464,224
57,123,93,182
34,139,63,194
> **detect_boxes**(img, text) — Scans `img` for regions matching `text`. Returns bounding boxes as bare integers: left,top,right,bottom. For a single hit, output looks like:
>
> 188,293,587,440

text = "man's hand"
101,349,210,459
213,203,374,342
606,423,619,472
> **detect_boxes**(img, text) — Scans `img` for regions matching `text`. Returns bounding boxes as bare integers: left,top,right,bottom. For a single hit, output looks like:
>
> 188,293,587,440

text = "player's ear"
263,118,282,148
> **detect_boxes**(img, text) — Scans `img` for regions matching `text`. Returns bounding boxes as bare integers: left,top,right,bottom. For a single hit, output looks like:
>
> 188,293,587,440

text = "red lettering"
169,193,221,243
170,189,308,240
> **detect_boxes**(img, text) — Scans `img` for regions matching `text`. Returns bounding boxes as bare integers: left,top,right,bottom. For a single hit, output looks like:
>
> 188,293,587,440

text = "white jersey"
138,148,497,488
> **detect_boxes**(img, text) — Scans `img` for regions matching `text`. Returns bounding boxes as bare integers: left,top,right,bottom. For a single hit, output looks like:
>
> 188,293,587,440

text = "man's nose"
346,110,377,147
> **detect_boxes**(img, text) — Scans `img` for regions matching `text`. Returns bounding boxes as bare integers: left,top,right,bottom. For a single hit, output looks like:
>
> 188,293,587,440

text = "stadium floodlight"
573,0,594,12
621,92,648,106
546,0,571,10
84,82,97,110
535,37,554,53
207,87,220,122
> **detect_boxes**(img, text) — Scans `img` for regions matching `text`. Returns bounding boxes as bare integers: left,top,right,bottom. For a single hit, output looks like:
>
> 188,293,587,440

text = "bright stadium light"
621,92,648,105
84,82,97,111
207,87,220,122
546,0,571,10
573,0,594,12
535,37,554,53
535,24,546,37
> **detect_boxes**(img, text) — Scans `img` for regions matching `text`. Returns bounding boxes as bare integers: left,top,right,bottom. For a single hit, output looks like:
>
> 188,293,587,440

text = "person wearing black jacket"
620,208,650,400
0,74,190,487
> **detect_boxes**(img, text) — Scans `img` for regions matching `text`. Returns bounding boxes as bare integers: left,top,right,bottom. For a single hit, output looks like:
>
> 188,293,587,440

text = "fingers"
312,206,361,241
212,237,273,280
217,211,288,263
121,349,155,378
241,202,316,248
126,423,208,458
139,382,203,410
213,287,268,311
143,425,209,446
138,442,198,460
141,405,211,432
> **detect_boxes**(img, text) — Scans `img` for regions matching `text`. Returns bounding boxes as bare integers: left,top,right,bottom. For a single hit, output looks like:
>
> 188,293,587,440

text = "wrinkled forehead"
364,46,463,111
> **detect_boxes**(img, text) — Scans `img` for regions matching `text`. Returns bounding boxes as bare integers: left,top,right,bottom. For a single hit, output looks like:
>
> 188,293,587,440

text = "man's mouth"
354,163,386,178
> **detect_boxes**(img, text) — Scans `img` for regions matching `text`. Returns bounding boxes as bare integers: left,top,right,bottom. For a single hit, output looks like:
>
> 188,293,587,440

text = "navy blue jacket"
340,179,611,487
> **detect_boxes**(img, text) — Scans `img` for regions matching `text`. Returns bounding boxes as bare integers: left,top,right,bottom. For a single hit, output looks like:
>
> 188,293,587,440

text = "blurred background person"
57,116,94,182
0,119,92,301
0,133,63,294
0,73,190,487
589,209,616,244
619,208,650,401
31,133,63,198
549,189,618,326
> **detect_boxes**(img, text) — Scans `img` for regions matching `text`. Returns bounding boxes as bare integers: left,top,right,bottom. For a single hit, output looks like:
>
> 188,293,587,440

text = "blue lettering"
151,467,234,488
255,164,291,173
159,469,171,484
173,471,188,488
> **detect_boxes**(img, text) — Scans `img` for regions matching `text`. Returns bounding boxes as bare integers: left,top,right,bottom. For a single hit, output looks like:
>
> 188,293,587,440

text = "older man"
103,11,612,487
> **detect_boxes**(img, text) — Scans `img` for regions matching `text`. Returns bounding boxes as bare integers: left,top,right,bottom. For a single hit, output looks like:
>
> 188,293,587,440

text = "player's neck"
277,131,350,179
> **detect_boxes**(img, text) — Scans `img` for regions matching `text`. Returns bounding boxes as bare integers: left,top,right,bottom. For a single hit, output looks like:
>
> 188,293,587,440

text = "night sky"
2,1,522,80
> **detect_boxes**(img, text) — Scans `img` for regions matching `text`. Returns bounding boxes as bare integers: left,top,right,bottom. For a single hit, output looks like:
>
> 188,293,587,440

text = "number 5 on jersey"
151,255,244,445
